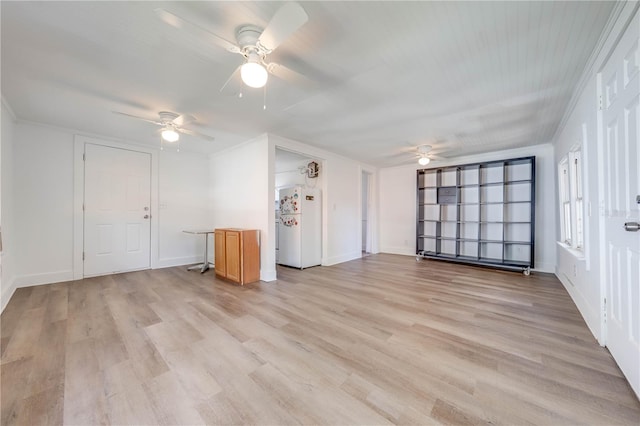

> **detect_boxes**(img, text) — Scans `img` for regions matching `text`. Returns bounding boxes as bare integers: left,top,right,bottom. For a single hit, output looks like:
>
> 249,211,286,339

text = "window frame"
571,150,584,249
557,148,585,252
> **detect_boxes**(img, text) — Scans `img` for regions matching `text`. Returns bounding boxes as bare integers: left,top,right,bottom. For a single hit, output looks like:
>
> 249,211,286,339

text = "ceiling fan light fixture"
241,53,268,88
418,156,431,166
161,128,180,142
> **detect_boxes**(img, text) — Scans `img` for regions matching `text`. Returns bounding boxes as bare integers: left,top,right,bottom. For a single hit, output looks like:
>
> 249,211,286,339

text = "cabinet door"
225,231,241,282
214,230,226,277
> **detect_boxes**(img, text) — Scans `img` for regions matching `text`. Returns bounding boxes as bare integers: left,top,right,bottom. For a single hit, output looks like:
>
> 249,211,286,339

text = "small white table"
183,229,214,273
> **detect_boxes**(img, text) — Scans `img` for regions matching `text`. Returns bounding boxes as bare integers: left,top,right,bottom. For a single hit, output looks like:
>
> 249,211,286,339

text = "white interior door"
84,144,151,276
599,9,639,398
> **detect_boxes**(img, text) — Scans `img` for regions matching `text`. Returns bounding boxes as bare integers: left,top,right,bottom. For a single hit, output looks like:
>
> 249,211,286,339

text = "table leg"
187,232,211,273
201,234,209,273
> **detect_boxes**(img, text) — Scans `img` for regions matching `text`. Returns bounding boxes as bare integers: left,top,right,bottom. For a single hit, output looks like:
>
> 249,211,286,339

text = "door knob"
144,215,150,219
624,222,639,232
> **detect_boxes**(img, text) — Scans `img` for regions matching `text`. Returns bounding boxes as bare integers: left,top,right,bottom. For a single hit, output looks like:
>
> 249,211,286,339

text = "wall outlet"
573,264,578,277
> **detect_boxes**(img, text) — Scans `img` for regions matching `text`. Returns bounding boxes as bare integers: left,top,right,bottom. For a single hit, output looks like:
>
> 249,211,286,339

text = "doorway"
274,148,323,267
362,170,372,255
83,143,152,276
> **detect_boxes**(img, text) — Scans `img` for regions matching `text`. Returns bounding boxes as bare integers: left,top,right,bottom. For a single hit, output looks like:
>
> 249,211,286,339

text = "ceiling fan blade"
112,111,162,126
430,153,447,161
258,2,308,52
266,62,316,90
177,127,215,141
155,9,241,54
173,114,196,127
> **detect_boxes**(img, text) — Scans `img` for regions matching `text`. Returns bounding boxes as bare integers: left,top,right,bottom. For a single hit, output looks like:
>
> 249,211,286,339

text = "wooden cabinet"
214,228,260,285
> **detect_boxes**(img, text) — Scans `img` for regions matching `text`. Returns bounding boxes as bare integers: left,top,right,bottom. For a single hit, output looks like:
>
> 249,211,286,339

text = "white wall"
379,166,417,255
379,144,556,273
6,122,210,294
13,124,75,286
158,150,212,267
1,100,17,312
554,73,602,339
552,2,638,342
209,134,274,280
323,155,364,264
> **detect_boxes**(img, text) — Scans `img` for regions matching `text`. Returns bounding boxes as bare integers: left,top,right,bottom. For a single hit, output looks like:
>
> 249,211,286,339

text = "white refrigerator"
278,186,321,268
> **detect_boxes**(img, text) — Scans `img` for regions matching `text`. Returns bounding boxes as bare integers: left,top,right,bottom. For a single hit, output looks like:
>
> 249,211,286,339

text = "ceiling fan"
415,145,440,166
386,143,447,167
112,111,215,142
155,2,310,91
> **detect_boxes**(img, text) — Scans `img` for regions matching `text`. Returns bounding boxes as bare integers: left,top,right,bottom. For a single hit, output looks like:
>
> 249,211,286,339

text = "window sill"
557,241,585,260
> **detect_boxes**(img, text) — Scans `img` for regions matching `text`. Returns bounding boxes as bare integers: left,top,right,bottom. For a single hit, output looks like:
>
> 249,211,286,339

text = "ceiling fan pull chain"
263,85,267,110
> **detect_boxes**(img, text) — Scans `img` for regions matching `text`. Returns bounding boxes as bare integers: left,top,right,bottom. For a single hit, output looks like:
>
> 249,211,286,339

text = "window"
572,150,584,249
558,149,584,250
559,158,572,244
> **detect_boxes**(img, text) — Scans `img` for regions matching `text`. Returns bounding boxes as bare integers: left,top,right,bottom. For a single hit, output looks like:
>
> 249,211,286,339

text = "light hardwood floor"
1,254,639,425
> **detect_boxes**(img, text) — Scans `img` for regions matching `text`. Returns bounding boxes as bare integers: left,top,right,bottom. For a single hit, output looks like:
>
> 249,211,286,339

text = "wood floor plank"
102,360,157,425
142,371,206,425
0,356,33,425
1,253,639,425
11,383,64,426
1,307,46,363
24,319,66,397
62,338,108,425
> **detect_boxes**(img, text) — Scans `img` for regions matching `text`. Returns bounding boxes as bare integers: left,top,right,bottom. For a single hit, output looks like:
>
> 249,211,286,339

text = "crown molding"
552,1,639,143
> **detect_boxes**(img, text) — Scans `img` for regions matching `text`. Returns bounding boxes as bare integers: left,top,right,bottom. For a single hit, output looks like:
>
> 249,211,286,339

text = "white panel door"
599,9,639,398
84,144,151,276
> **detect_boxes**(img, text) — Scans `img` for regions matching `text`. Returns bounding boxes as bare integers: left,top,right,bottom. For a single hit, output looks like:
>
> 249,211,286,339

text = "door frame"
358,165,378,255
361,169,373,254
73,135,159,279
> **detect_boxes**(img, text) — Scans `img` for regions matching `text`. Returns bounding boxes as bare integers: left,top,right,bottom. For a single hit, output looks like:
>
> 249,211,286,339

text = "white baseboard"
533,261,555,274
155,255,208,269
322,251,362,266
379,247,416,256
555,269,601,343
13,270,74,289
1,276,17,314
260,269,277,282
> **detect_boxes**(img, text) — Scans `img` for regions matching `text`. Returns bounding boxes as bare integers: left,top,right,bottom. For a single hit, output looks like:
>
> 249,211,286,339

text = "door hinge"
598,95,603,111
603,297,607,322
82,203,85,211
83,153,86,161
82,252,85,261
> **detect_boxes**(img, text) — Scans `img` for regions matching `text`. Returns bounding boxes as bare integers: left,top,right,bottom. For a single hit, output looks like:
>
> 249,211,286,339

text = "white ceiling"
1,1,615,167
